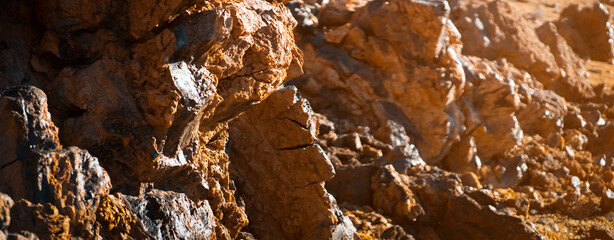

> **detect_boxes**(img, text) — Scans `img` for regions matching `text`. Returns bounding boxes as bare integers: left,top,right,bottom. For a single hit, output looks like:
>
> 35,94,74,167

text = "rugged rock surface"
453,1,560,87
229,86,355,239
452,0,596,102
1,0,303,238
286,0,614,238
556,2,614,63
535,22,595,102
313,115,543,239
0,86,110,239
2,0,614,239
291,0,468,164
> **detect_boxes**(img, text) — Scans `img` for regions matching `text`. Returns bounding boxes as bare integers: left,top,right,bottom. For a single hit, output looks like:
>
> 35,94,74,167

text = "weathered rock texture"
286,0,614,238
3,0,614,239
452,0,596,102
0,86,110,239
313,115,544,239
0,0,312,238
555,2,614,63
229,86,355,239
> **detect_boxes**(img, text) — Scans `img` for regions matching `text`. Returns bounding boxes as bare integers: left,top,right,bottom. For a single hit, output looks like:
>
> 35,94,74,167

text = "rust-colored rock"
286,0,614,238
1,0,304,237
516,88,567,136
452,0,597,103
0,193,13,232
0,86,111,238
3,0,614,238
371,165,425,224
43,0,302,190
289,0,467,164
536,22,595,102
9,200,70,240
229,86,355,239
556,2,614,63
452,0,560,88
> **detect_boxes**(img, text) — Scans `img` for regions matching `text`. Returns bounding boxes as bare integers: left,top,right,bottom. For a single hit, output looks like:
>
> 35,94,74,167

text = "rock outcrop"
535,22,595,102
555,2,614,63
452,1,560,87
452,0,596,102
312,113,544,239
0,86,110,239
286,0,614,238
229,86,355,239
1,0,304,238
290,0,469,164
2,0,614,239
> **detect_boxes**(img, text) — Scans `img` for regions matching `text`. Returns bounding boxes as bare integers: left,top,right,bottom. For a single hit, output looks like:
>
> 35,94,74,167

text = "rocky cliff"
1,0,614,239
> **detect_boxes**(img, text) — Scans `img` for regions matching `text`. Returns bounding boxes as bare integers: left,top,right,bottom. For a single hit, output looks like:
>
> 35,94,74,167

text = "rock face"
229,86,355,239
535,22,595,102
289,0,531,167
3,0,614,239
40,0,302,191
452,0,595,102
312,113,543,239
286,0,614,238
291,0,466,163
556,2,614,63
0,86,110,239
453,1,559,87
122,190,216,239
0,0,305,238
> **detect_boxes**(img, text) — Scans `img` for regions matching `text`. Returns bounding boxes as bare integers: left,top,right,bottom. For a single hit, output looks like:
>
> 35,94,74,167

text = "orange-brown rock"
516,88,567,136
229,86,356,239
340,205,413,240
9,200,70,240
290,0,471,164
95,194,149,240
0,86,111,238
452,0,597,103
312,113,548,238
536,22,595,102
42,0,302,189
0,193,13,234
460,57,523,159
289,0,567,170
286,0,614,238
556,2,614,63
371,165,425,225
1,0,303,237
452,0,560,88
3,0,614,238
0,194,40,240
